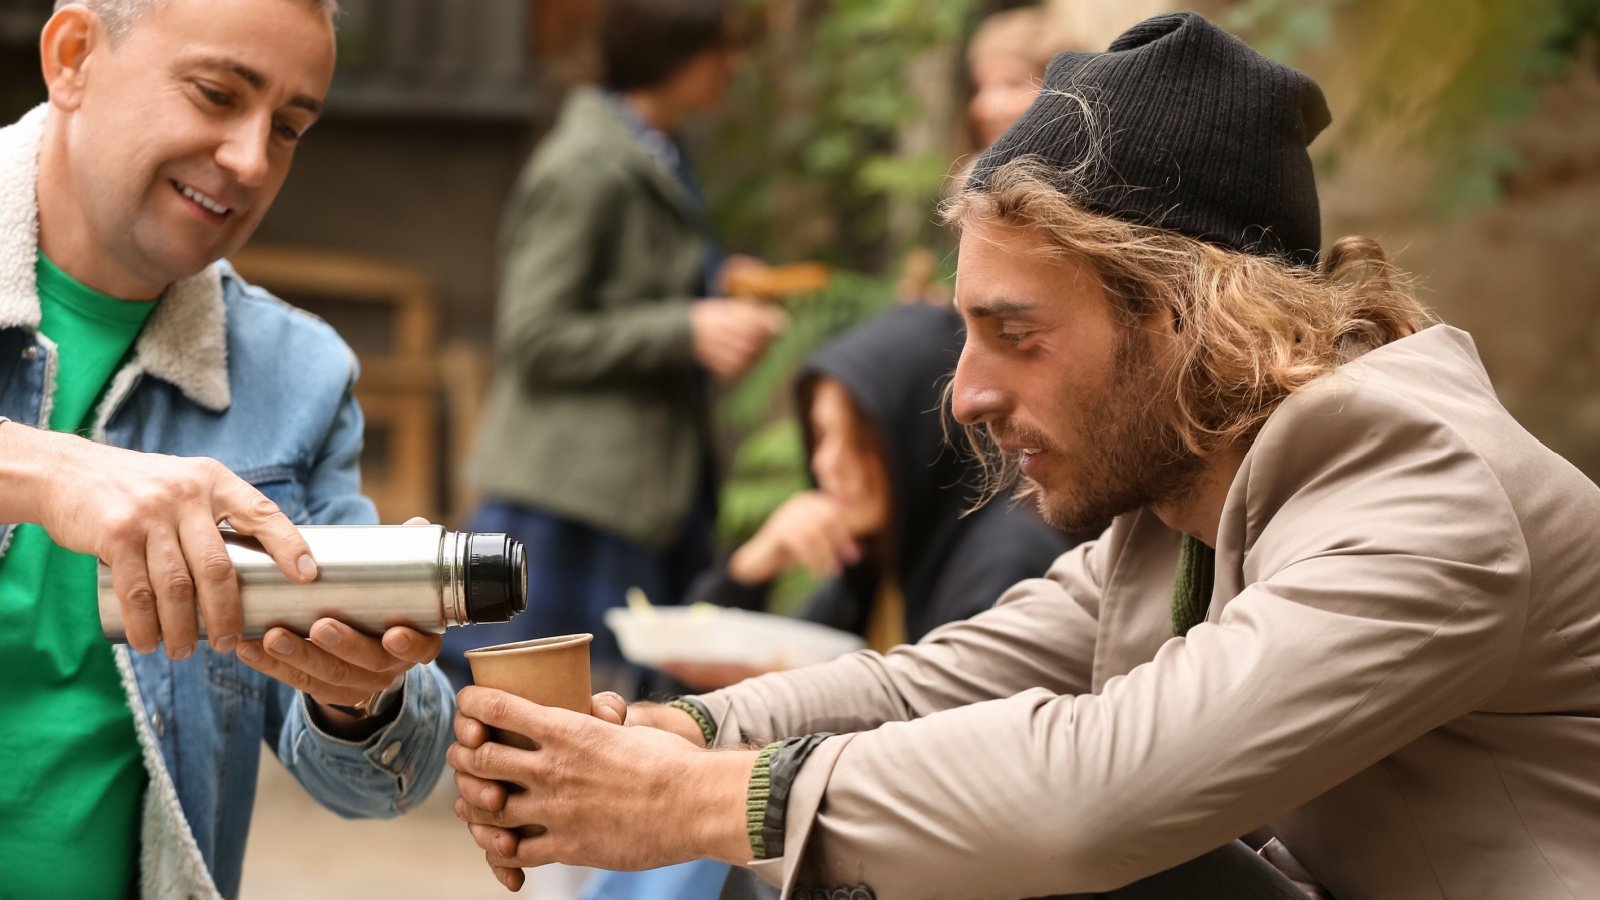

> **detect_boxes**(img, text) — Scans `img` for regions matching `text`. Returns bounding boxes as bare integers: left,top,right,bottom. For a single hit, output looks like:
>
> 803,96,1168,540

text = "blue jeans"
583,860,731,900
716,840,1310,899
440,496,713,698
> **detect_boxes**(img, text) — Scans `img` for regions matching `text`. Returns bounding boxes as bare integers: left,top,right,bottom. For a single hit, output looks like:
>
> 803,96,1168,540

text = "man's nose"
215,118,271,188
951,344,1006,427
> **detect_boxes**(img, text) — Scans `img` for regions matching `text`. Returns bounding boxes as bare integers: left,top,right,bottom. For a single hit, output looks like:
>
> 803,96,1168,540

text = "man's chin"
1034,484,1119,534
154,216,254,269
1030,484,1077,530
147,242,237,283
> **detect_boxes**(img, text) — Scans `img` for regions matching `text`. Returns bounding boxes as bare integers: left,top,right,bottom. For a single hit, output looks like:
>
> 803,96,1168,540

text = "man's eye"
196,84,232,106
998,329,1031,346
273,121,303,143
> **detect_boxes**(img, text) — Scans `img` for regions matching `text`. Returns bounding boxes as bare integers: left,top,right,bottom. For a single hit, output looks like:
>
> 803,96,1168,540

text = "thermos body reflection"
97,524,526,643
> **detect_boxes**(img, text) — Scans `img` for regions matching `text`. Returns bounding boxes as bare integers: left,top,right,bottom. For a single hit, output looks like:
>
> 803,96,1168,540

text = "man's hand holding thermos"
98,518,526,732
1,420,526,736
0,420,316,657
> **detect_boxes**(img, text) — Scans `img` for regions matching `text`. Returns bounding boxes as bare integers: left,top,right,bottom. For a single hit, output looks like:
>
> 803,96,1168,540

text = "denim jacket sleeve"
265,383,455,816
269,663,454,817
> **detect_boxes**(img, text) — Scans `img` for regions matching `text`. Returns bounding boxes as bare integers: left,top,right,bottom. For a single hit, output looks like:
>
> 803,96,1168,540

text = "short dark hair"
599,0,731,92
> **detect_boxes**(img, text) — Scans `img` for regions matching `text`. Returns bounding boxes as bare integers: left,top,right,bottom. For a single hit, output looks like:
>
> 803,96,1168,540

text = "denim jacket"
0,105,454,899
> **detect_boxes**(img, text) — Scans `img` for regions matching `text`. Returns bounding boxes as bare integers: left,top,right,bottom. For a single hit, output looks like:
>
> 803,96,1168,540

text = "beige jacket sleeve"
701,379,1532,899
694,536,1107,746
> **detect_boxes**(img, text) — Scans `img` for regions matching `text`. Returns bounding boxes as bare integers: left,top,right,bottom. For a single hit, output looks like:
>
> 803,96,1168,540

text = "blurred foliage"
720,269,902,433
691,0,985,272
1228,0,1600,216
1223,0,1349,61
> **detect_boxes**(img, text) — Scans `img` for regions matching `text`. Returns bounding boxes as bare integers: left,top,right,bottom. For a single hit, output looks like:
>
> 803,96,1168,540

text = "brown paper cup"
465,633,594,749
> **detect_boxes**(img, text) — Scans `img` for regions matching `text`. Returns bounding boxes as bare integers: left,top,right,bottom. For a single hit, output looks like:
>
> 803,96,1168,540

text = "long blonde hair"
946,156,1435,464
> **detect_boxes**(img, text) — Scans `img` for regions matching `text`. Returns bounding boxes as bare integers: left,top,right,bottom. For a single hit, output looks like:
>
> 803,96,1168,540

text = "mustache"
984,421,1055,454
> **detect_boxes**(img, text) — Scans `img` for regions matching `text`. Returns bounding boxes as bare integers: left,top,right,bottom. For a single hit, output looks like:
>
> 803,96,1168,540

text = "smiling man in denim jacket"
0,1,452,897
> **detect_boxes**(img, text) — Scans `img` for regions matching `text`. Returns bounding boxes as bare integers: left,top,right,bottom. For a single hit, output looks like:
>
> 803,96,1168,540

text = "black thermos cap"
462,532,526,623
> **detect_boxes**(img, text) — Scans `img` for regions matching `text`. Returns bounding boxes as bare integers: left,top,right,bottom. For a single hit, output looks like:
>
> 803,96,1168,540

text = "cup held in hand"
465,633,594,749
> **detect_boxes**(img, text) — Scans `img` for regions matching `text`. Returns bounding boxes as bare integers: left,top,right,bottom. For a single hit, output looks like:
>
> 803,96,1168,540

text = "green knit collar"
1172,534,1215,636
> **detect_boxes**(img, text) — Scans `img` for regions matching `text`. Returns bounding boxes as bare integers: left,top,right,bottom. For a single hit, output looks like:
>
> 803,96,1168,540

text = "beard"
999,329,1204,533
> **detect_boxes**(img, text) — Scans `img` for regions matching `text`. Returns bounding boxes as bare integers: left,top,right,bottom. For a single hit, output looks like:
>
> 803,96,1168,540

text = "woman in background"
967,5,1071,149
900,5,1091,306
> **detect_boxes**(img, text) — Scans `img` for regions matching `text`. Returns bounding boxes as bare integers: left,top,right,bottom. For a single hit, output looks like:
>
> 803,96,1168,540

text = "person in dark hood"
664,303,1081,691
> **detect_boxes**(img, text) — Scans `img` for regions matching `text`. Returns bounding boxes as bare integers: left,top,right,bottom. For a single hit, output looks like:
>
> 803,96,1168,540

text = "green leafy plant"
694,0,981,270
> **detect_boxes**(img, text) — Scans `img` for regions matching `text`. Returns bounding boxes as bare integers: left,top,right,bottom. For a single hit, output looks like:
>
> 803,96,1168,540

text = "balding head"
54,0,338,44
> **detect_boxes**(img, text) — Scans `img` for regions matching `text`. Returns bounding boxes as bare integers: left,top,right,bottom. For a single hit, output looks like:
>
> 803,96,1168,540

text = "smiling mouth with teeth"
173,180,232,217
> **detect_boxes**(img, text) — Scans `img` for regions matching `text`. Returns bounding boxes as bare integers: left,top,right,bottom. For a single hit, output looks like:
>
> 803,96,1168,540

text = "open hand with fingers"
727,490,862,583
231,517,444,735
690,299,786,381
234,616,440,732
449,686,756,892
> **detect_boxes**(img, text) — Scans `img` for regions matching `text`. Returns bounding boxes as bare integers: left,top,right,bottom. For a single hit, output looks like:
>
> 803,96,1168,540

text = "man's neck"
35,116,166,302
1151,447,1247,548
623,90,684,133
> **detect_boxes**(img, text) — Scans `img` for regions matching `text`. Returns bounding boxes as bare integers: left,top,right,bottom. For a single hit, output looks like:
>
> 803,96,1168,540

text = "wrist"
312,696,398,740
0,421,60,525
326,678,404,721
631,701,712,747
312,677,406,739
679,748,759,865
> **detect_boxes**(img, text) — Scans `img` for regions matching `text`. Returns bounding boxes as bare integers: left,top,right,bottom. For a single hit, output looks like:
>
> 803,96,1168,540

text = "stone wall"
1316,48,1600,478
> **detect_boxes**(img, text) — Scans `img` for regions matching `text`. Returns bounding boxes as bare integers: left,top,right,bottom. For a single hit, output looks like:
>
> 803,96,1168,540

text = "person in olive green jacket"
449,0,783,696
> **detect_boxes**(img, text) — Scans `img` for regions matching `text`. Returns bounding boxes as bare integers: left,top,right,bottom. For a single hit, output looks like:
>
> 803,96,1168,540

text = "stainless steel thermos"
97,524,526,642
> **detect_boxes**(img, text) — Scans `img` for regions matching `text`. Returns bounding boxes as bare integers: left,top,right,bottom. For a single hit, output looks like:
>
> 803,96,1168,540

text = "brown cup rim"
464,633,594,658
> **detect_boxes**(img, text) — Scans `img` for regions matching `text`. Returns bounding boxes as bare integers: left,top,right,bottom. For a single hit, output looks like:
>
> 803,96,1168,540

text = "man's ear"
39,6,103,113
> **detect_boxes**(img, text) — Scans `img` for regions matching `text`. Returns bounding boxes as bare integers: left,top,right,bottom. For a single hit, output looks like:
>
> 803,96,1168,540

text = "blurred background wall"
2,0,1597,522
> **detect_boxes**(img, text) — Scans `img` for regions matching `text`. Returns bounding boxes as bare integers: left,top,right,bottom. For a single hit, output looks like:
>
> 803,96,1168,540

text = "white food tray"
605,604,865,669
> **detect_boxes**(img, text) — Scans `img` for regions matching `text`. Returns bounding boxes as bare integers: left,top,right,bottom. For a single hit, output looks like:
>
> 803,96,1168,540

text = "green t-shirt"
0,253,158,899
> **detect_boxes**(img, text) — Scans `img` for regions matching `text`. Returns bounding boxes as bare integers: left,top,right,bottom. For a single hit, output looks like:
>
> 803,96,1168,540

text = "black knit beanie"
967,11,1332,266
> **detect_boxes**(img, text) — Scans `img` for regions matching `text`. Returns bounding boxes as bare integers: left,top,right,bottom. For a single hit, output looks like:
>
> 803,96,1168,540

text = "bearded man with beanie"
445,13,1600,899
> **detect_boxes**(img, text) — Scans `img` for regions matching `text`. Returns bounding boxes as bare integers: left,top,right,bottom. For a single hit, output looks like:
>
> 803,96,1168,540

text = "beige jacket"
696,325,1600,900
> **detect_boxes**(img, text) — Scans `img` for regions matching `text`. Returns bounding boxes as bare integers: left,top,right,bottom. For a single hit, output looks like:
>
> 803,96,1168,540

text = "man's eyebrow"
189,56,324,116
959,298,1039,319
287,92,323,116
